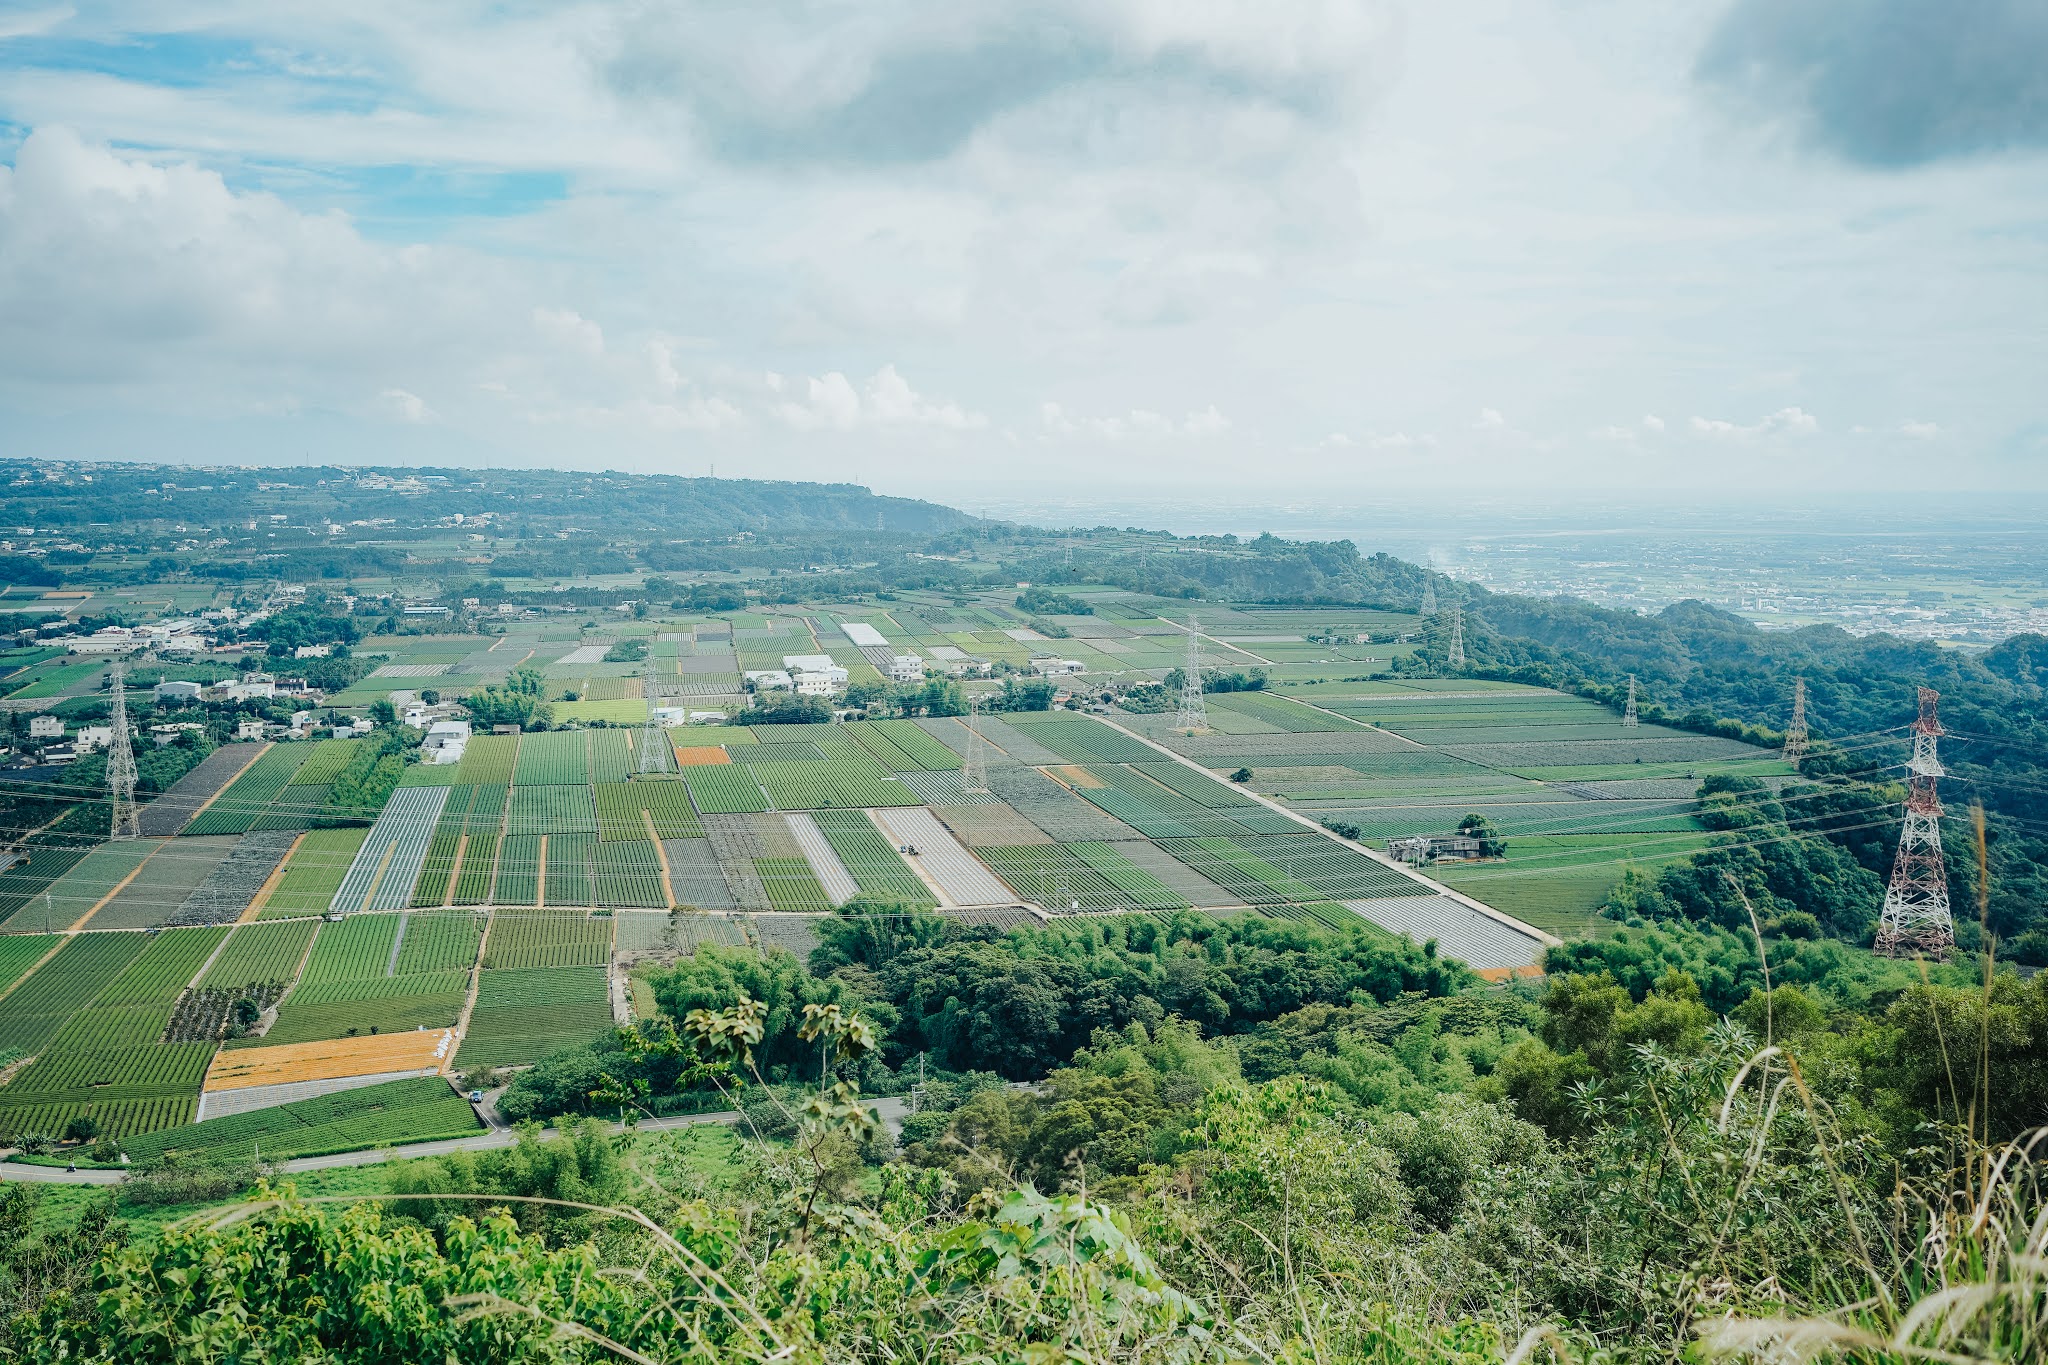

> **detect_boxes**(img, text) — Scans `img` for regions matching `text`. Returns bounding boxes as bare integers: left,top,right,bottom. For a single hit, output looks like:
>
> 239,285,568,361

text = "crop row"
2,1034,214,1097
394,910,486,974
122,1075,481,1165
452,833,498,904
455,966,613,1068
255,977,469,1046
411,832,462,906
0,932,152,1054
94,925,230,1007
1128,762,1262,810
259,828,370,918
808,810,934,906
590,730,635,783
182,744,313,836
299,913,407,986
866,720,964,771
681,765,769,814
1001,716,1158,764
483,909,612,968
1207,692,1357,733
329,785,448,915
754,857,833,912
201,920,317,990
543,833,597,906
1153,839,1320,906
512,731,590,786
288,738,361,787
506,784,597,837
0,1094,196,1141
977,845,1125,911
592,781,702,842
454,734,519,785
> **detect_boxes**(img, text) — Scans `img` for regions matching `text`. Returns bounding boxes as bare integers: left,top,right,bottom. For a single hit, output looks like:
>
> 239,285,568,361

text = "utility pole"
1446,603,1465,669
1876,687,1954,956
106,658,140,840
1622,676,1639,728
1782,678,1809,763
962,694,989,795
1176,615,1209,734
636,665,669,776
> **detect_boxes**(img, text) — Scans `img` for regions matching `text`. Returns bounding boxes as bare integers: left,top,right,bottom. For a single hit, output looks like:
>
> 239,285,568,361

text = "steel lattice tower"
1176,616,1209,733
636,666,672,775
106,659,140,840
1782,678,1809,763
1876,688,1954,956
1446,603,1465,668
1622,676,1639,728
962,695,990,795
1420,577,1437,618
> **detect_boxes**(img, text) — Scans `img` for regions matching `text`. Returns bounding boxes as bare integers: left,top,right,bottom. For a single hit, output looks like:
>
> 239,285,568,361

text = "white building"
423,719,470,764
74,725,114,752
154,680,204,703
888,654,926,683
1031,657,1087,676
236,718,266,740
27,715,63,739
294,644,332,659
744,669,794,692
66,629,141,655
793,672,838,697
781,654,849,681
155,635,212,654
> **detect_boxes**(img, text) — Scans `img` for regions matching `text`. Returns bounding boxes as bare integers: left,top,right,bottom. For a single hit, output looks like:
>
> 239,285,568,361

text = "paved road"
0,1097,908,1187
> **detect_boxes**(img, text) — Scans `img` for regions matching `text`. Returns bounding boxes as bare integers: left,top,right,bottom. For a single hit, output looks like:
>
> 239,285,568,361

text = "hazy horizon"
3,2,2045,491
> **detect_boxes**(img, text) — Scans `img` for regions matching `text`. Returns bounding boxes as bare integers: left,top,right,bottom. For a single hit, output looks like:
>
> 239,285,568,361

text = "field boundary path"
1087,713,1561,948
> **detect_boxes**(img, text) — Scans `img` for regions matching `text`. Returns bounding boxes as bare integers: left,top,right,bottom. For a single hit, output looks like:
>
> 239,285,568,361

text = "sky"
1,0,2045,502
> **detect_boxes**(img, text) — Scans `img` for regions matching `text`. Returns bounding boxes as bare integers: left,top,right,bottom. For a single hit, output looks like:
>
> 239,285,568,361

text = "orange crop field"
203,1029,455,1091
671,746,732,766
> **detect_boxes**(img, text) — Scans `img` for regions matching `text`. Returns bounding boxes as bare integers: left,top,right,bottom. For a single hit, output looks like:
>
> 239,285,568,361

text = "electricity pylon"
1176,616,1209,733
636,666,671,775
1875,687,1954,956
1420,577,1436,618
1622,676,1639,728
1782,678,1809,763
1446,604,1465,669
962,695,989,795
106,659,140,840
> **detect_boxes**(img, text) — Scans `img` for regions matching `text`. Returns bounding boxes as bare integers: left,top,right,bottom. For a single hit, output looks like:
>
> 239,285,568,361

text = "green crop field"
0,934,57,996
452,832,499,905
755,857,833,912
681,765,768,814
512,731,590,786
288,738,360,786
454,735,518,785
183,743,312,836
201,920,317,989
506,784,597,836
258,827,369,918
809,809,935,906
456,966,613,1068
393,910,486,974
1003,716,1159,763
980,843,1185,911
1432,831,1718,939
494,835,541,905
543,832,595,905
593,781,702,842
120,1075,482,1165
592,840,667,907
483,909,611,969
0,932,151,1054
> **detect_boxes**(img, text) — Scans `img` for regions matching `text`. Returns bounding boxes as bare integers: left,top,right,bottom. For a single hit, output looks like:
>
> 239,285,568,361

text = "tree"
1230,767,1252,784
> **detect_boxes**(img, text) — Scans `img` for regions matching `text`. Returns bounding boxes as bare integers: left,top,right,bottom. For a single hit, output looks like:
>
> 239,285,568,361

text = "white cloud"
1641,414,1666,433
534,307,604,357
380,388,431,423
1900,419,1940,439
779,365,984,432
1690,407,1820,439
1474,408,1508,430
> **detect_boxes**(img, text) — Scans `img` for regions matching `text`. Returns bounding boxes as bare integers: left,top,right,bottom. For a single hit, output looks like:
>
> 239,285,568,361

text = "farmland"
456,966,613,1068
120,1075,481,1164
